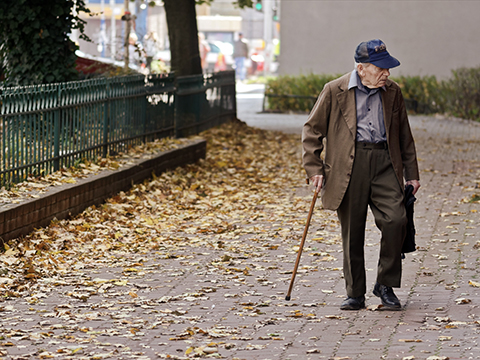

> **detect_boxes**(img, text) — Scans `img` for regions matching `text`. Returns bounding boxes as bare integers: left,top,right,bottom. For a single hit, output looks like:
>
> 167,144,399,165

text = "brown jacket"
302,72,419,210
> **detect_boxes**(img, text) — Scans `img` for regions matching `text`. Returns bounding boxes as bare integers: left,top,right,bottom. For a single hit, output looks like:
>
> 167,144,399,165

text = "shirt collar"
348,70,386,93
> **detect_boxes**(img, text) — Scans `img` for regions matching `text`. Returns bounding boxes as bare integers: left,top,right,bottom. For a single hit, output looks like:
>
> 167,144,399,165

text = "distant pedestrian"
143,32,159,71
198,33,210,71
233,33,249,81
302,39,421,311
128,33,145,67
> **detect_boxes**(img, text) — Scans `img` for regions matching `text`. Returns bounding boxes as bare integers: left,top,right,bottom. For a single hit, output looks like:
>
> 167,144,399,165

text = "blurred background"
73,0,480,80
73,0,280,78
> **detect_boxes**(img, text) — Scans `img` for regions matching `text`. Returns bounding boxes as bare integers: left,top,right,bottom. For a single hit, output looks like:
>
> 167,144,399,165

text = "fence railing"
0,70,236,187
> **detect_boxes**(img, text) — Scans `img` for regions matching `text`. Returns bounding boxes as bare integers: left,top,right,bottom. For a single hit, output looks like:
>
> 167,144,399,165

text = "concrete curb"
0,139,206,242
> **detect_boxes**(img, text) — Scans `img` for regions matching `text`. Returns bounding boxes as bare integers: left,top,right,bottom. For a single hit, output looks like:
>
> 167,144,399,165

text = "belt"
356,141,388,150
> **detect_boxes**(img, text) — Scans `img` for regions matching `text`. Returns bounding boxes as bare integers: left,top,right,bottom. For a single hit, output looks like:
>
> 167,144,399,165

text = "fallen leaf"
469,280,480,287
399,339,423,343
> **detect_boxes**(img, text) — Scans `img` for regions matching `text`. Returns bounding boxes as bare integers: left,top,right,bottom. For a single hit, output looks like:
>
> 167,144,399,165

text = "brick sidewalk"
0,115,479,360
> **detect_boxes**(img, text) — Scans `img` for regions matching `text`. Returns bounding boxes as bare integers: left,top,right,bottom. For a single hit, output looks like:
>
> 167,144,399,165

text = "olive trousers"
337,142,407,298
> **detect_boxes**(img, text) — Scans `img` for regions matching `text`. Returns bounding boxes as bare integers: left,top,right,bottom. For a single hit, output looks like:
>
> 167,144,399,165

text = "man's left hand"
406,180,421,195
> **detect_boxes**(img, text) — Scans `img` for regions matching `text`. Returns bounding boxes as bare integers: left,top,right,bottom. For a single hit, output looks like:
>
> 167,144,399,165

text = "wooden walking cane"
285,183,320,301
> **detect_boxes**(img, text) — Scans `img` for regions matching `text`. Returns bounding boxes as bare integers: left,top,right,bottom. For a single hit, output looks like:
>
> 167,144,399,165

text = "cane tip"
285,295,291,301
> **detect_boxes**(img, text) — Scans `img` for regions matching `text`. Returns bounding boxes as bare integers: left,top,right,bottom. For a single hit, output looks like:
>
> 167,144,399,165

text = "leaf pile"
0,137,195,206
1,120,316,286
0,120,342,358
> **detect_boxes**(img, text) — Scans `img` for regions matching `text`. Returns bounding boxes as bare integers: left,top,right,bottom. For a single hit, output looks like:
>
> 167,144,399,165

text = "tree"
163,0,202,77
163,0,253,77
0,0,254,84
0,0,90,86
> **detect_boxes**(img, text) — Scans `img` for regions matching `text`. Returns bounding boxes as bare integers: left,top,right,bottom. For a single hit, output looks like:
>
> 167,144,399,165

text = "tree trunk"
123,0,131,70
163,0,202,77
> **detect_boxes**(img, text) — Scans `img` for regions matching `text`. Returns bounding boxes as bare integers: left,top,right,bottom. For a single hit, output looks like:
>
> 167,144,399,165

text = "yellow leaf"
3,248,18,256
438,336,452,341
114,280,128,286
129,291,138,298
399,339,422,342
469,280,480,288
38,353,55,359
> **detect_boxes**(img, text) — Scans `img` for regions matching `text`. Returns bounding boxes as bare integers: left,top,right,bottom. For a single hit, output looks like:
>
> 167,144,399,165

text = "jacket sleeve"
302,83,332,179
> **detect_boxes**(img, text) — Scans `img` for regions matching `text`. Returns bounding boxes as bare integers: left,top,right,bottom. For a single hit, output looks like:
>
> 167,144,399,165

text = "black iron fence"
0,70,236,187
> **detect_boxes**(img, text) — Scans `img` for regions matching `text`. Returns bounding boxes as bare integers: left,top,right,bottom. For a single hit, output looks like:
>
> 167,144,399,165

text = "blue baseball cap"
354,39,400,69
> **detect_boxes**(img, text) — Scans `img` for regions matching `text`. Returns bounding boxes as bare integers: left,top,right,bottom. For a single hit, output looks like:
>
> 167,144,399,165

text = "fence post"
103,78,110,158
174,78,180,139
53,84,61,172
142,78,148,143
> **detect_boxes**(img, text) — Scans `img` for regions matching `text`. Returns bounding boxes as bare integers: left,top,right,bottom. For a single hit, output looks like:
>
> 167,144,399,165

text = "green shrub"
265,73,339,112
443,67,480,121
0,1,90,86
390,75,443,114
264,67,480,121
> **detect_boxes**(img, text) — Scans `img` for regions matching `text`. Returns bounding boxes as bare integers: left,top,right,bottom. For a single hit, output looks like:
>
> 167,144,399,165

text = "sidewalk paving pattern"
1,84,480,360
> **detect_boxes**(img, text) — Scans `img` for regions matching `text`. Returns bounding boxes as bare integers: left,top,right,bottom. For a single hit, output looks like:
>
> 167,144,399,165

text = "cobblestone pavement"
1,88,480,360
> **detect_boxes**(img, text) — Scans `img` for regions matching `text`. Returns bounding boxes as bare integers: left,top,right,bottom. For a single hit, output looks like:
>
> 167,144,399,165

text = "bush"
443,66,480,121
265,67,480,121
390,75,443,114
0,0,90,86
265,73,339,112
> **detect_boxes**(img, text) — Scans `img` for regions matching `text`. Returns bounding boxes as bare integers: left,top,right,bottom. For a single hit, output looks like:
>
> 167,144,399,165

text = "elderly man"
302,39,420,310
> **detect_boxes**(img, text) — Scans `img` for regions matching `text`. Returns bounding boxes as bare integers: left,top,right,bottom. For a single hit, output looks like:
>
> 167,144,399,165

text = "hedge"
264,66,480,121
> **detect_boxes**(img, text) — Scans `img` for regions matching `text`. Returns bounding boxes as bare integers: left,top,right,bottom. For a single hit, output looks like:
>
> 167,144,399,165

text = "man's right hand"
310,175,324,192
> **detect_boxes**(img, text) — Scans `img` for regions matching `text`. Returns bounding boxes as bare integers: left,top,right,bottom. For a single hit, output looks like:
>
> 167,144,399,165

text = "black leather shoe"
340,295,365,310
373,282,401,310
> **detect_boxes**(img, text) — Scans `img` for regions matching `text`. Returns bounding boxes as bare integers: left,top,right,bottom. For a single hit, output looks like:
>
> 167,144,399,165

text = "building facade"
279,0,480,78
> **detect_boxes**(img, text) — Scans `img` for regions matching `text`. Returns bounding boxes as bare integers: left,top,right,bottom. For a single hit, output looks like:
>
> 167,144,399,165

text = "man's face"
358,64,390,89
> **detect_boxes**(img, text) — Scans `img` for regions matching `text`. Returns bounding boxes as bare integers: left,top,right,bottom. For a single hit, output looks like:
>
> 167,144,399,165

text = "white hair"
354,62,371,71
